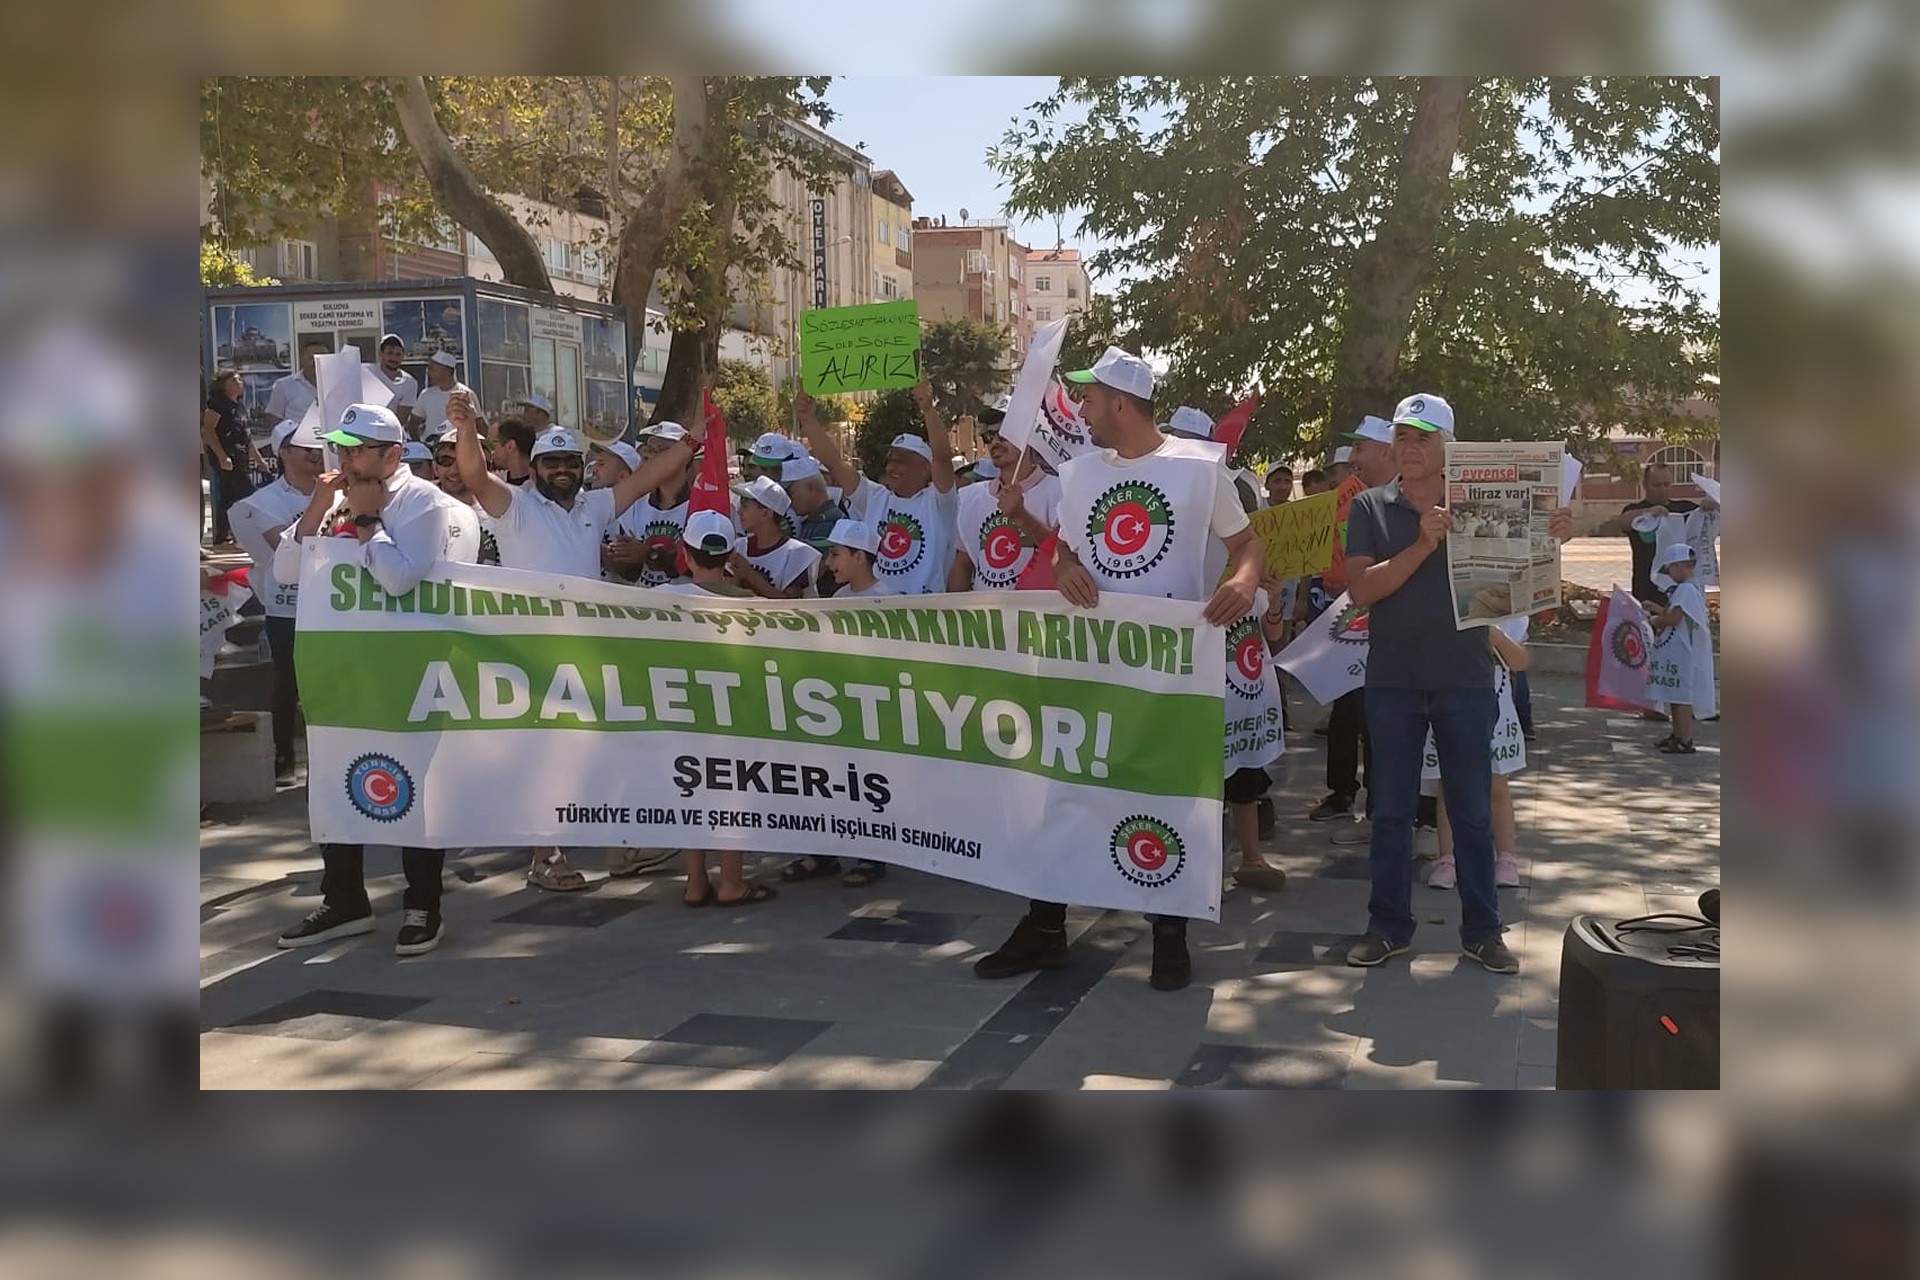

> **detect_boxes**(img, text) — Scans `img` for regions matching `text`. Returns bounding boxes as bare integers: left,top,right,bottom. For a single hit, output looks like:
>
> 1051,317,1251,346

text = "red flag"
677,388,733,575
1016,532,1058,592
1214,394,1259,460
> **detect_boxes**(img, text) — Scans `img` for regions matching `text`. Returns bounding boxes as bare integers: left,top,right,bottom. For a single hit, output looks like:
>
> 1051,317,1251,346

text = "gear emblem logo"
1086,481,1174,579
346,753,414,823
1609,619,1648,670
1110,815,1186,887
876,511,927,577
1226,613,1267,699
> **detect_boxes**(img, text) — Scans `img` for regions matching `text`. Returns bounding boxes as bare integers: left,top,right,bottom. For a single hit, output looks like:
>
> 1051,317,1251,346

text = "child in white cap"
1648,543,1715,752
822,519,891,597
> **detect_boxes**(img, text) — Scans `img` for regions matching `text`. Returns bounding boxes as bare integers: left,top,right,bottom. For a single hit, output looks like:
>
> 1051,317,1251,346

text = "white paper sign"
999,317,1068,454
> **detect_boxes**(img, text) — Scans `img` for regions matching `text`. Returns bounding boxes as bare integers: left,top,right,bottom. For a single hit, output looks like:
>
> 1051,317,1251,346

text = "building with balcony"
910,216,1018,342
1023,246,1091,329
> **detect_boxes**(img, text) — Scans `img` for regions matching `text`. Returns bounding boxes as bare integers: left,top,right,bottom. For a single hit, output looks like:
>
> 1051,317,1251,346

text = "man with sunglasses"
228,411,327,781
449,391,696,891
270,402,480,957
428,427,497,566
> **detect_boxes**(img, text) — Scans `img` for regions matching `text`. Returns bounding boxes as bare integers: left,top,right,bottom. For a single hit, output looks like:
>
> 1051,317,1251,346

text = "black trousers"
1326,687,1372,814
1024,900,1186,935
263,615,300,762
320,844,443,913
210,459,254,543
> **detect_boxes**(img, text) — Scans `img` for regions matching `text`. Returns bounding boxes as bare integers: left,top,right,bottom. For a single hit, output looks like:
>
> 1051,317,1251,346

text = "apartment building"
1023,246,1091,329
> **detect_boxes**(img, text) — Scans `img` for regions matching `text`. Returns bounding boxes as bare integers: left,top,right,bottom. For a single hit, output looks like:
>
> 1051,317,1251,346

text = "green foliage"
991,76,1719,455
775,385,851,428
854,388,924,479
711,359,779,447
200,241,277,288
1057,293,1124,377
917,317,1011,421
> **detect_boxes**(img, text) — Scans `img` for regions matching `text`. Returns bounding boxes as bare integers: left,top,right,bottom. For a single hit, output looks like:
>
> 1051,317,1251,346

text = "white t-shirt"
491,483,619,578
848,476,959,596
744,537,822,595
374,367,420,414
615,493,692,588
1058,437,1250,602
954,473,1062,589
413,380,474,438
841,578,894,598
445,499,485,567
228,477,313,617
265,374,317,426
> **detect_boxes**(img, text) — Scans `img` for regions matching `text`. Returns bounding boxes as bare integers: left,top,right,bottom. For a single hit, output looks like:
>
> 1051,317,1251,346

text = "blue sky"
824,77,1102,265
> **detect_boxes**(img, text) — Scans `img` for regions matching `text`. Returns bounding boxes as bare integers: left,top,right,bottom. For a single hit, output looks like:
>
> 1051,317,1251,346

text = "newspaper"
1443,440,1565,630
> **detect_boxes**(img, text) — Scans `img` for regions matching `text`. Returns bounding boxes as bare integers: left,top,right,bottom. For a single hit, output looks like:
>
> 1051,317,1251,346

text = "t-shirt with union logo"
848,475,959,596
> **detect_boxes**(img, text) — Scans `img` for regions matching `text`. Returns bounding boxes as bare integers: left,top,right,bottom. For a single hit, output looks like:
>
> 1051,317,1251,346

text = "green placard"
800,300,921,394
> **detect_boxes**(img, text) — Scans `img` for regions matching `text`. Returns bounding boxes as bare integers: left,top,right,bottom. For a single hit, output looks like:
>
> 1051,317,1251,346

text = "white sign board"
295,299,382,331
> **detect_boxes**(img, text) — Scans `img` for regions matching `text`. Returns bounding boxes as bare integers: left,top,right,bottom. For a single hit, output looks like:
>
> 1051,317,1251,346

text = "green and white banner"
295,544,1228,919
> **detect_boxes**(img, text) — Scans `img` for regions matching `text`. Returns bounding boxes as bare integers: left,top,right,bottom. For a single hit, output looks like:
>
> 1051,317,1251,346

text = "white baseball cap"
733,475,793,517
1332,446,1354,464
268,418,303,452
827,518,879,555
531,428,584,459
1391,393,1454,436
401,441,433,463
522,393,554,414
781,455,824,483
1345,415,1394,444
423,422,455,448
1064,345,1155,400
1166,405,1215,440
979,393,1012,425
751,432,803,464
593,440,642,472
887,433,933,462
641,421,688,443
323,403,405,446
1656,543,1697,571
429,350,460,370
683,509,738,554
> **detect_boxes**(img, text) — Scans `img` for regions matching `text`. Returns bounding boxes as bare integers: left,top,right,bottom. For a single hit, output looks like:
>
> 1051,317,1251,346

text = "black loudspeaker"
1555,913,1719,1089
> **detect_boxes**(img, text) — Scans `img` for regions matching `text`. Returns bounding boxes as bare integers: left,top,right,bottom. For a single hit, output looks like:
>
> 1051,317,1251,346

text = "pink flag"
1585,588,1656,711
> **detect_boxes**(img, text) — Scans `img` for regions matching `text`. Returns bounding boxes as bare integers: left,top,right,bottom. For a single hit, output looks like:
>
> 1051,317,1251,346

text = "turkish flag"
1214,394,1259,460
677,388,733,575
1016,532,1058,591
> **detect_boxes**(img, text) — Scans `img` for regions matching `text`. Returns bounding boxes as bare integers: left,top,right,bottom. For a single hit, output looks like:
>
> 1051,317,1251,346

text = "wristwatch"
352,514,382,529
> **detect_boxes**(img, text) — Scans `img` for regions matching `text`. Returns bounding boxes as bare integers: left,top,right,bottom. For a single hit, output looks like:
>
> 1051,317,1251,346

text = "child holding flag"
1648,543,1716,753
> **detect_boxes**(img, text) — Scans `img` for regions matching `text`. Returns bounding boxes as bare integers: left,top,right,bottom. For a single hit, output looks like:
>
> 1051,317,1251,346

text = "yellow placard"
1248,490,1340,580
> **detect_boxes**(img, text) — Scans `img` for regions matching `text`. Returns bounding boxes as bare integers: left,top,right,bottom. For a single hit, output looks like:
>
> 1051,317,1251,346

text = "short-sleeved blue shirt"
1345,480,1495,691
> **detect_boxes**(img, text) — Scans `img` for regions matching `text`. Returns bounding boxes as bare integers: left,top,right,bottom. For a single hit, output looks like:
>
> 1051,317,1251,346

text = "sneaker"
1461,937,1519,973
1255,795,1275,840
1330,817,1372,846
276,903,374,949
1308,795,1353,822
1148,924,1191,991
395,908,443,956
1414,825,1441,860
1346,934,1411,967
1427,854,1456,889
275,753,297,782
973,916,1069,979
1494,853,1521,887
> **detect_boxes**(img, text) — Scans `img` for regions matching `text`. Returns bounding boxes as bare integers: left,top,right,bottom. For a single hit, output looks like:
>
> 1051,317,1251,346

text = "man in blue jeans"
1341,394,1572,973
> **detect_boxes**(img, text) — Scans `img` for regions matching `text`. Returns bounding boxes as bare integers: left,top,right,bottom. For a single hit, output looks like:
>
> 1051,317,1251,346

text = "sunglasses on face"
537,456,583,472
979,430,1001,444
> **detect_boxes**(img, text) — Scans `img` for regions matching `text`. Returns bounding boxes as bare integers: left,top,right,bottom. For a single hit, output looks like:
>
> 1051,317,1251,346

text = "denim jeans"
1364,686,1501,947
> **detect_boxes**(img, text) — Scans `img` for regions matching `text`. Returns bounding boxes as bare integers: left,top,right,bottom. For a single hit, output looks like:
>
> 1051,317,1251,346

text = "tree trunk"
611,76,709,368
1327,76,1471,438
388,76,555,294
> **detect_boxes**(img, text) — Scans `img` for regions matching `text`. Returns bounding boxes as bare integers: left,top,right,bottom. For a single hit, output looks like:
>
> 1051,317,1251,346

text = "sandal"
1653,733,1677,750
607,847,676,878
839,860,886,887
527,849,589,892
780,856,842,882
1233,864,1289,892
713,882,777,907
1658,738,1696,754
682,888,714,908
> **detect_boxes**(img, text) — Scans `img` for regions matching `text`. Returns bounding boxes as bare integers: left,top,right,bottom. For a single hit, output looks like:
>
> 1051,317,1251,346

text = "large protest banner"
295,544,1228,919
1246,490,1339,581
799,300,921,394
1443,439,1566,629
